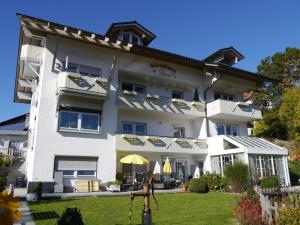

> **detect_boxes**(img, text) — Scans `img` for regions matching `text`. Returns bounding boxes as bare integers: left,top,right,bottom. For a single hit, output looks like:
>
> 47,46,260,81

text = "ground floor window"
54,157,97,178
211,153,244,175
248,154,285,185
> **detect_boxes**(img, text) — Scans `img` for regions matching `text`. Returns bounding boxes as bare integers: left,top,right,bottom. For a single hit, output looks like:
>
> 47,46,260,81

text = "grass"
29,192,240,225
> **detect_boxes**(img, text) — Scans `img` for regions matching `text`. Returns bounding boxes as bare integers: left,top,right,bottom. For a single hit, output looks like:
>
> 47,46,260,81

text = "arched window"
122,32,141,45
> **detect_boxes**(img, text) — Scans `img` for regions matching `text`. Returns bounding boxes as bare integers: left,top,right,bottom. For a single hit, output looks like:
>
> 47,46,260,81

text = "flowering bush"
202,173,226,191
277,193,300,225
235,196,266,225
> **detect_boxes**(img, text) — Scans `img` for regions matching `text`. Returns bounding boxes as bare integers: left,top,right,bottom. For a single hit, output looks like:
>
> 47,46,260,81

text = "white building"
13,14,290,192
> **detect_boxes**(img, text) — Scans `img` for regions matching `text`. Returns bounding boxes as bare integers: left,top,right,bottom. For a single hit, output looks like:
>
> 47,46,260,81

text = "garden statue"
129,171,159,225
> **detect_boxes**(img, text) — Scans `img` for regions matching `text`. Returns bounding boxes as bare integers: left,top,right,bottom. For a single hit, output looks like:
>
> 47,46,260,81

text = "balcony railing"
117,91,205,117
115,134,208,154
57,72,108,99
0,148,27,158
20,44,44,63
207,99,262,122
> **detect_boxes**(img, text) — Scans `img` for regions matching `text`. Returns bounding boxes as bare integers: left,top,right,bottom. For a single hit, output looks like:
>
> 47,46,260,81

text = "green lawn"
29,192,239,225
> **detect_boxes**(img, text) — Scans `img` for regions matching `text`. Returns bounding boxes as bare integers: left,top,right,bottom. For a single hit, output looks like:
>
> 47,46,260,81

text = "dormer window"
106,21,156,46
122,32,141,45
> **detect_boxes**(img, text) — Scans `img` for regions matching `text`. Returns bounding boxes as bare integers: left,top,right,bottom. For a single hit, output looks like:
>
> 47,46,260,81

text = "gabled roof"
14,13,279,104
204,47,245,66
105,21,156,46
0,114,28,132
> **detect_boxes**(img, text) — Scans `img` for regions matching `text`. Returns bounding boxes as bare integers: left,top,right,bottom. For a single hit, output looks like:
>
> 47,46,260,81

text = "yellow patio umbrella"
120,154,149,187
163,157,172,174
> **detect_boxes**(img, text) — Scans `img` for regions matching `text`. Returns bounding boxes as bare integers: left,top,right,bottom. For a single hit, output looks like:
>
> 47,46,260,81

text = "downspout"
203,65,223,138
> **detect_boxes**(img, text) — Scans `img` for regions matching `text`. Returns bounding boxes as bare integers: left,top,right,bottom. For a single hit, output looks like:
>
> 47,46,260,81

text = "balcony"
117,91,205,118
57,72,108,100
0,148,27,158
20,44,44,63
115,134,208,154
207,99,262,122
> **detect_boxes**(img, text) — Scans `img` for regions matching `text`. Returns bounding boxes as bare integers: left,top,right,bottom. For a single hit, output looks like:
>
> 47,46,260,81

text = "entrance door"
175,162,186,181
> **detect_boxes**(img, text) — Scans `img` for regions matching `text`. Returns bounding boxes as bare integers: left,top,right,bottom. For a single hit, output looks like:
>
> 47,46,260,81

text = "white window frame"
61,170,96,178
122,32,142,45
216,123,239,136
65,62,102,77
214,92,235,101
122,82,146,94
59,110,100,133
122,121,147,135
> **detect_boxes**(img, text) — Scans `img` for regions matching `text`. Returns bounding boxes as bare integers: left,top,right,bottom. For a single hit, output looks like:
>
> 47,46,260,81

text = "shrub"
0,176,7,192
235,196,266,225
246,186,256,198
277,193,300,225
0,157,11,167
224,162,249,193
288,160,300,186
202,173,225,191
32,182,43,200
188,178,208,193
57,207,84,225
260,176,280,189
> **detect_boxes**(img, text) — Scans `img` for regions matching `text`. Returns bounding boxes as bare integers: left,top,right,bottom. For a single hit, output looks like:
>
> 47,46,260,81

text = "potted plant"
109,180,121,192
32,182,43,200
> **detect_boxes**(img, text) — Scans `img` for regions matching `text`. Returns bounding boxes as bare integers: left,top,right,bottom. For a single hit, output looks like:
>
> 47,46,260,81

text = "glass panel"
123,122,133,134
211,156,221,174
79,65,101,77
77,170,96,177
173,127,185,138
63,170,75,177
122,82,134,91
216,124,225,135
67,63,78,73
132,34,139,45
172,91,183,99
232,125,238,136
81,114,99,131
134,85,145,94
214,93,221,100
226,125,232,135
60,111,78,129
175,162,185,180
123,33,130,42
135,123,146,135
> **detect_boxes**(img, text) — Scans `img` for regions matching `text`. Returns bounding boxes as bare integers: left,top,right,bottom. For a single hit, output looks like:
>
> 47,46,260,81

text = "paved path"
14,201,35,225
14,187,182,199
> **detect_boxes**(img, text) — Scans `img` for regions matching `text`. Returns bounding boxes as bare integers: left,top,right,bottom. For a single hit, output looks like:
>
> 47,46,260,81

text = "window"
59,111,79,129
135,123,146,135
77,170,96,177
122,32,141,45
64,63,101,77
172,91,184,99
173,126,185,138
123,122,134,134
59,110,100,132
63,170,75,177
122,121,147,135
216,124,238,136
122,82,145,94
214,92,234,101
81,114,99,131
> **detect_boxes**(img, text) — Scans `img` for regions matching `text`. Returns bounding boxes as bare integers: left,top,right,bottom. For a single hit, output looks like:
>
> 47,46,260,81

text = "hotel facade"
13,14,290,192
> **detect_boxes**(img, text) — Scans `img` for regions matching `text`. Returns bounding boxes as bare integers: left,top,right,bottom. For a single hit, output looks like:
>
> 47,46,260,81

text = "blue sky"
0,0,300,122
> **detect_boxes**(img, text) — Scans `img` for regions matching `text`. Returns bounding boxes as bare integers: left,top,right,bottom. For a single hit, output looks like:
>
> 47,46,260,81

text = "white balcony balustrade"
115,134,208,154
207,99,262,122
57,72,108,100
117,91,205,118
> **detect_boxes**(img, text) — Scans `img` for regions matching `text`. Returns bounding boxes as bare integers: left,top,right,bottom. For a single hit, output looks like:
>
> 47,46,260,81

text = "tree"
279,89,300,140
255,47,300,108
